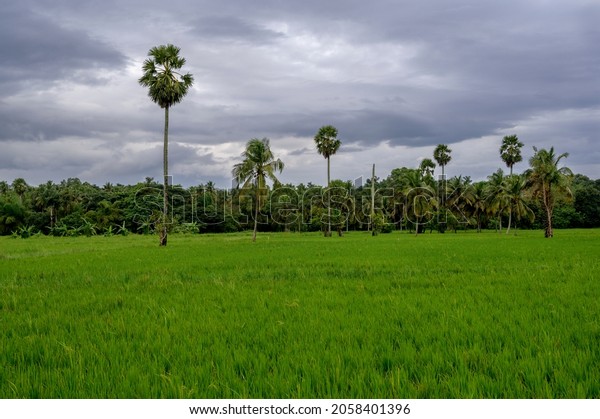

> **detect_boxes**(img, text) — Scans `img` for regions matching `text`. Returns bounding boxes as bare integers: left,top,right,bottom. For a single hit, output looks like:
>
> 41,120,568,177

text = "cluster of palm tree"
0,158,594,240
232,124,346,239
135,44,580,243
226,128,577,239
377,136,573,237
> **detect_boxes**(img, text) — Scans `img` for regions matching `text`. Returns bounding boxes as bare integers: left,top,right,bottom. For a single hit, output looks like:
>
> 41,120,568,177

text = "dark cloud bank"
0,0,598,187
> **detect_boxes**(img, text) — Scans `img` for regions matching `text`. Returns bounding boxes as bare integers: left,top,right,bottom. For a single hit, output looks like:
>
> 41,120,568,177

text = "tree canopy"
500,135,524,175
433,144,452,176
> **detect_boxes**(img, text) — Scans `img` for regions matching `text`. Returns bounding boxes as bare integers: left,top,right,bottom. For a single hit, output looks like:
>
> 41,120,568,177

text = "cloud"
0,3,126,94
188,15,286,44
0,0,598,187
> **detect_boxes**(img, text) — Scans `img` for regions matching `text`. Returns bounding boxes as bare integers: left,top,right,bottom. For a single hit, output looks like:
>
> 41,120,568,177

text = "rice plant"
1,230,598,398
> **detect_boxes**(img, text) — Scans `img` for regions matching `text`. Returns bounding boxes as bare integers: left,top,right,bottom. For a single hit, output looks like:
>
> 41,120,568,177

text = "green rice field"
1,230,599,398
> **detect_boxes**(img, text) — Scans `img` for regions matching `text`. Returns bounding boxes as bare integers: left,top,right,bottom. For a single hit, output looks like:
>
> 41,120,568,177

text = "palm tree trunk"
160,105,169,246
507,166,514,235
327,156,331,237
253,187,259,242
546,205,553,238
543,184,553,238
371,163,376,235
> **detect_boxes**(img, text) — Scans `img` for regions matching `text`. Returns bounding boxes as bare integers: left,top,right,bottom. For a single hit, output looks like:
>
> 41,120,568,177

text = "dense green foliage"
1,231,599,398
0,169,599,237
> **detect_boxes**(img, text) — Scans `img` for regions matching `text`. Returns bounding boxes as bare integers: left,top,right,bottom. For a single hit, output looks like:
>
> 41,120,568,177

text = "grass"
1,229,599,398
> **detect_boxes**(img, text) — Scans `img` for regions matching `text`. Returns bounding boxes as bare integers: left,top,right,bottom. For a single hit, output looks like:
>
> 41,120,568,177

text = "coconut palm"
526,147,573,238
433,144,452,177
139,44,194,246
503,174,534,234
500,135,524,176
314,125,342,237
486,169,508,233
469,181,488,232
232,138,284,242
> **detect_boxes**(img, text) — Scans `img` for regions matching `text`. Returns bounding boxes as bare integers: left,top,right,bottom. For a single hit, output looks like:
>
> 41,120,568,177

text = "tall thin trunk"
371,164,376,235
160,105,169,246
543,183,553,238
326,156,331,237
253,186,259,242
506,165,514,235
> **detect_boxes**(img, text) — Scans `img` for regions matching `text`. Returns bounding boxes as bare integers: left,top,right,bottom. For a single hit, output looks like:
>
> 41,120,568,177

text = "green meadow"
1,230,599,398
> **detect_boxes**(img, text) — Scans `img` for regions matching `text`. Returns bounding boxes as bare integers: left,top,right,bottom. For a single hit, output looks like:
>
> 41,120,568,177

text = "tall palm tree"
526,147,573,238
232,138,284,242
314,125,341,237
500,134,524,175
139,44,194,246
433,144,452,232
433,144,452,177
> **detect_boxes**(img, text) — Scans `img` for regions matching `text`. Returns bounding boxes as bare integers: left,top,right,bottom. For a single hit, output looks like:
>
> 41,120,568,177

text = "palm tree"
32,180,59,229
232,138,284,242
446,175,473,231
526,147,573,238
419,158,436,178
433,144,452,177
314,125,342,237
0,181,9,195
11,178,28,204
469,181,488,233
402,169,437,235
503,174,534,234
500,135,524,176
433,144,452,232
139,44,194,246
486,169,508,233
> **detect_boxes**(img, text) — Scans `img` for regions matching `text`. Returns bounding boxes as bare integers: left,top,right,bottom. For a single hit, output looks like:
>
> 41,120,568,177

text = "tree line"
1,145,598,239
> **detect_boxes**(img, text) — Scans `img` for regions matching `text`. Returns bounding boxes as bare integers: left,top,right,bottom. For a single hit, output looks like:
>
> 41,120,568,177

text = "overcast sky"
1,0,599,188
